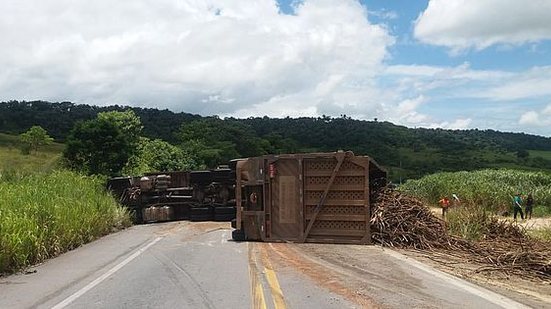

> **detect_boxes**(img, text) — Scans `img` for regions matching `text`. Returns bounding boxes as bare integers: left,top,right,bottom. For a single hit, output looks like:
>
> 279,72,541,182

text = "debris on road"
371,188,551,282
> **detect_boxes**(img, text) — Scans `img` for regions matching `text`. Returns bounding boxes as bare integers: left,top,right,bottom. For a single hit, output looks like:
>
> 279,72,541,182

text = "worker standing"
438,196,451,219
512,193,524,221
525,193,534,220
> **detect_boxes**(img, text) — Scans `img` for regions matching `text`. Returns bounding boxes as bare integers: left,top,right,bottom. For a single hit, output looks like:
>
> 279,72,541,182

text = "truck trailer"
108,151,386,244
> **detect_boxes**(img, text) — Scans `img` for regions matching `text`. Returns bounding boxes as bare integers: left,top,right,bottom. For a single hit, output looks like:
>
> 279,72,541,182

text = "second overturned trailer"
232,151,386,244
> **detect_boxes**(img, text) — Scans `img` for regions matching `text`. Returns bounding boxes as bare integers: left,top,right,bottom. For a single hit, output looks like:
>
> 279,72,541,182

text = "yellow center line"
248,243,267,309
261,244,287,309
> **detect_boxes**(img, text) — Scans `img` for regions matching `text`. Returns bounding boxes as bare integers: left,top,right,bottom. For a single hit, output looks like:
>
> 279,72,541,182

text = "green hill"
1,100,550,181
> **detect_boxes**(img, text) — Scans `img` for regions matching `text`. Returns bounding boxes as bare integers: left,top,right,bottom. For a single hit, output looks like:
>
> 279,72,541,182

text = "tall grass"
0,170,131,274
400,169,551,215
445,204,490,240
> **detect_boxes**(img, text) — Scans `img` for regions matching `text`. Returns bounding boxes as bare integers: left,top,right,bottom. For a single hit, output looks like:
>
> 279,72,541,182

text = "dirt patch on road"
263,242,381,308
188,221,231,233
179,221,231,241
270,242,551,308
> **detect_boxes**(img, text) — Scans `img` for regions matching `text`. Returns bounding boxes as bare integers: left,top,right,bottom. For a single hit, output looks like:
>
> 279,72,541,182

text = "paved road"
0,221,533,309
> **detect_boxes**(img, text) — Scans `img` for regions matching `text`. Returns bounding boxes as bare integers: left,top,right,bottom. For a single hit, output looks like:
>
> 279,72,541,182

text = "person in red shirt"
438,197,451,219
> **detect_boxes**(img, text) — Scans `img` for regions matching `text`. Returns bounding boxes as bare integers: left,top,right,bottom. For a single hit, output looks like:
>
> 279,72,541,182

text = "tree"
516,149,529,160
19,126,54,154
124,138,198,175
63,111,142,176
177,118,270,167
97,110,142,147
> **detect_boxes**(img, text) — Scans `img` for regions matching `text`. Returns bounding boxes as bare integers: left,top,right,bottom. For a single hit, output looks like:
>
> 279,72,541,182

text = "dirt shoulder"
266,242,548,308
401,248,551,308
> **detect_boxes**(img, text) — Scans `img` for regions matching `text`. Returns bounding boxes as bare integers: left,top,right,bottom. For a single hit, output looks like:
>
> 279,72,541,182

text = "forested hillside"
2,100,551,180
0,100,201,142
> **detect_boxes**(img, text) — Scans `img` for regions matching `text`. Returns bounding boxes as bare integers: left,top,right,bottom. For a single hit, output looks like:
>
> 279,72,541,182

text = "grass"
0,132,63,174
0,133,131,274
399,169,551,216
445,205,490,241
528,150,551,160
528,226,551,242
0,170,131,273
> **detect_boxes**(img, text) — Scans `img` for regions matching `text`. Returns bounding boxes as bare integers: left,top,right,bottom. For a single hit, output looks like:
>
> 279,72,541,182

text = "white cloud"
519,111,541,126
0,0,394,117
381,62,551,134
368,9,398,21
445,118,473,130
414,0,551,51
468,66,551,101
520,104,551,127
385,63,551,103
390,96,431,125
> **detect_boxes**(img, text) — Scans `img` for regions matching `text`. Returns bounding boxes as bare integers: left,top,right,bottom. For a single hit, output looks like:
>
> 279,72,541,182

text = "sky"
1,0,551,136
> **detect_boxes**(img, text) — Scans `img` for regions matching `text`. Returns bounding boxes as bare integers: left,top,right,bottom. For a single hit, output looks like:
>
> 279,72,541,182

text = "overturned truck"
233,151,386,244
107,167,237,223
108,151,386,244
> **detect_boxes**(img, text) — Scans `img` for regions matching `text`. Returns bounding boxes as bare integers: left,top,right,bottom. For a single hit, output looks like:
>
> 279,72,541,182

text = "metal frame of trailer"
234,151,387,244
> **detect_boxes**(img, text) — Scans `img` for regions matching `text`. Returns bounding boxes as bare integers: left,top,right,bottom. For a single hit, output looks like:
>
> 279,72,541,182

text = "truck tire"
232,229,246,241
190,207,212,221
213,206,236,221
131,207,144,224
214,214,235,221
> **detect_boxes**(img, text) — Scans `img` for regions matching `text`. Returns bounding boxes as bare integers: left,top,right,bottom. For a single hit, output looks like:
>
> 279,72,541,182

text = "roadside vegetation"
400,169,551,215
0,132,131,274
400,169,551,241
0,132,62,173
0,170,131,273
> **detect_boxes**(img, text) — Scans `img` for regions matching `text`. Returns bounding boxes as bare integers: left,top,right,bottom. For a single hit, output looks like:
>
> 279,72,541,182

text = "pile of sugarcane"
370,188,551,281
370,188,452,249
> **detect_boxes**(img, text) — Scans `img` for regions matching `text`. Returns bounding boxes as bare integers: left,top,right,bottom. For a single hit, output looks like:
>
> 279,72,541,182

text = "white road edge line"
383,249,531,309
51,236,163,309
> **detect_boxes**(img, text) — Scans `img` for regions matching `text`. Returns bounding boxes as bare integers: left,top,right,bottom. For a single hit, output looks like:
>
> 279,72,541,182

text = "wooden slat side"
304,199,365,206
304,184,365,191
301,153,345,242
307,229,365,237
304,214,365,221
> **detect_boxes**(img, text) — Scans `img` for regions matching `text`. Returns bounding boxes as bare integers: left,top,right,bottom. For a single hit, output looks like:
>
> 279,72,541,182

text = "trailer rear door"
270,159,301,240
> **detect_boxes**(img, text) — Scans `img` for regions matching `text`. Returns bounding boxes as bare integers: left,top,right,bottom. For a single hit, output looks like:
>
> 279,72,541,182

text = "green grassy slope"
0,132,63,173
529,150,551,160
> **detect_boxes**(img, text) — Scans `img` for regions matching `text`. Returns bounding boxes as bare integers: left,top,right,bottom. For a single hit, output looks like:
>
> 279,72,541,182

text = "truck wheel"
131,208,144,224
213,214,235,221
190,207,212,221
232,229,246,241
213,206,236,221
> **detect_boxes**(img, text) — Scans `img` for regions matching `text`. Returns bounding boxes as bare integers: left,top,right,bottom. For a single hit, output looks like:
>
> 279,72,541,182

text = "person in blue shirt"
512,193,524,221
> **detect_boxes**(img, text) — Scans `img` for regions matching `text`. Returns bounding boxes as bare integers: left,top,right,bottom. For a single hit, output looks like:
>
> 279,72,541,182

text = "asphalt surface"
0,221,534,309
